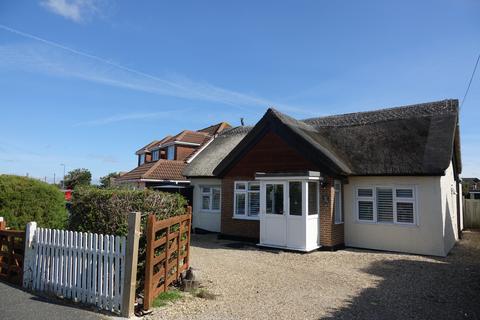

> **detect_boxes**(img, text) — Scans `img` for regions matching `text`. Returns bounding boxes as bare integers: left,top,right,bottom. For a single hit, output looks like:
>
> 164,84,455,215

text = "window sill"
232,215,260,221
334,221,344,225
199,210,221,214
356,220,418,228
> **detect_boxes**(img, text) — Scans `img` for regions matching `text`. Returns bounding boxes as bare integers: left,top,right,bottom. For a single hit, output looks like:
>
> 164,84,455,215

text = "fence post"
0,217,5,230
23,221,37,289
121,212,141,318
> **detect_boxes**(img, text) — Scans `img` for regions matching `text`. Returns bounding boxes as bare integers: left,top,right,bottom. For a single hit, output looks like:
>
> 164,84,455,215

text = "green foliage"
68,186,188,294
99,172,121,189
68,187,187,236
0,175,68,230
152,289,182,308
63,168,92,189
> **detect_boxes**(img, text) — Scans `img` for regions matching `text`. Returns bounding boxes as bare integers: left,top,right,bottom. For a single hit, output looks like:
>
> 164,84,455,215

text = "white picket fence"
26,227,127,313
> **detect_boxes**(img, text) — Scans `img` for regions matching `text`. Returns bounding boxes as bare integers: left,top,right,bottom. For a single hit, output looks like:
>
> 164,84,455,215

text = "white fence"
22,213,141,317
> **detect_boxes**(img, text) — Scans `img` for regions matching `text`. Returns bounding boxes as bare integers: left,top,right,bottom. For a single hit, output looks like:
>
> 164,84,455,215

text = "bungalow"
183,99,462,257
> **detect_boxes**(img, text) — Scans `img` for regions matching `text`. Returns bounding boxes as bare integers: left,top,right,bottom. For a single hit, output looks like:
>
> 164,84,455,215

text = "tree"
63,168,92,189
0,175,67,229
99,172,121,188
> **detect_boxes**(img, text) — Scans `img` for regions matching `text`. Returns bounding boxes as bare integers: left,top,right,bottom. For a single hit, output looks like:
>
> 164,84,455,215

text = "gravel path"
148,231,480,320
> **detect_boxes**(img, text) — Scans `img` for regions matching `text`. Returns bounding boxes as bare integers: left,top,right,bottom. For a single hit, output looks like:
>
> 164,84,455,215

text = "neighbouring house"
184,99,462,256
462,177,480,199
116,122,231,202
183,126,251,232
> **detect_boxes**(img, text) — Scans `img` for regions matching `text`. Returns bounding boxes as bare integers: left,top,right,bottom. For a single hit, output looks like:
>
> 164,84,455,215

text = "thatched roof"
213,99,461,177
183,126,251,177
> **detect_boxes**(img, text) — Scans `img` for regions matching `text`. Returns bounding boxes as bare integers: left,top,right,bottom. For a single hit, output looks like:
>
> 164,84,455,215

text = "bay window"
356,186,416,225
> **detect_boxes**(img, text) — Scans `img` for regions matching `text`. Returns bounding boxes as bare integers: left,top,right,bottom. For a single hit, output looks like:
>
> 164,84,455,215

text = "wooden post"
0,217,6,230
144,214,155,311
121,212,141,318
23,221,37,289
185,207,192,269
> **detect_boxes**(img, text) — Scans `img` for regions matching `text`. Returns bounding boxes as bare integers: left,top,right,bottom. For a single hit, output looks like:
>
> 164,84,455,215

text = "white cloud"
0,24,312,116
41,0,100,23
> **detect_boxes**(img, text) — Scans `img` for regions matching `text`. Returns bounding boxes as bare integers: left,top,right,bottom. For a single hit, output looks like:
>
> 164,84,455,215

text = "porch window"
334,180,343,223
266,184,284,215
356,186,416,225
201,186,221,211
289,182,302,216
234,182,260,218
307,182,318,215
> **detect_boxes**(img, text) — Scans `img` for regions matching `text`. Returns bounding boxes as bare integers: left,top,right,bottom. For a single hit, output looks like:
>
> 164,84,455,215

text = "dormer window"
152,150,159,161
167,146,175,160
139,154,145,165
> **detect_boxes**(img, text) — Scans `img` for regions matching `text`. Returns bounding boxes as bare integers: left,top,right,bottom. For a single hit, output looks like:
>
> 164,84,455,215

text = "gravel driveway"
148,231,480,320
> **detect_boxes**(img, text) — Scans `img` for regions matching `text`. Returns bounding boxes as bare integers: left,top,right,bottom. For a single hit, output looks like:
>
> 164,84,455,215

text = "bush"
68,186,188,295
0,175,67,230
68,187,187,236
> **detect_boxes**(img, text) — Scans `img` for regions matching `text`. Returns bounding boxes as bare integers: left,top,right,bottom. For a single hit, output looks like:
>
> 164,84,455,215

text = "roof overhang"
255,171,324,181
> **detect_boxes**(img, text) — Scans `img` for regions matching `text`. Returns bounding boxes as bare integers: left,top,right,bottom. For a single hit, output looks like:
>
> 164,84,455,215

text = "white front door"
260,182,287,247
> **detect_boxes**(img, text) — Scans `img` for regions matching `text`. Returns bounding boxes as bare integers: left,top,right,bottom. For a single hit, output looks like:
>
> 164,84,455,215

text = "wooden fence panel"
144,207,192,310
28,228,126,314
464,199,480,228
0,220,25,286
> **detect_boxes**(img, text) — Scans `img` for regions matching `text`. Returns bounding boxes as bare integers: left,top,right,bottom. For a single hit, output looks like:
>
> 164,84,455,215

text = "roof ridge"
303,99,458,128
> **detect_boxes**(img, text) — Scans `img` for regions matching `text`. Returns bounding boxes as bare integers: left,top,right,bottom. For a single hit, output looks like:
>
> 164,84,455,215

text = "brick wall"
176,145,197,161
319,177,344,248
221,177,260,239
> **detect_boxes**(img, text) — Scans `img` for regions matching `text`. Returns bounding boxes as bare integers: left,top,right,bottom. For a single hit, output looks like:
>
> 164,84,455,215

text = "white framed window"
139,154,146,165
355,185,416,225
334,180,343,223
167,146,175,160
152,150,159,161
200,186,221,211
234,181,260,218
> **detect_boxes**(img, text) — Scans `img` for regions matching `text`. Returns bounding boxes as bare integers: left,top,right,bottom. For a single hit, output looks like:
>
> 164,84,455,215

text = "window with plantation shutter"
356,185,416,225
357,188,374,221
376,188,393,223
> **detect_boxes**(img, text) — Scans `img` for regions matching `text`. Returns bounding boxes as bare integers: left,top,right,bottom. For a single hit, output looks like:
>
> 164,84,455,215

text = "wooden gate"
0,219,25,285
144,207,192,310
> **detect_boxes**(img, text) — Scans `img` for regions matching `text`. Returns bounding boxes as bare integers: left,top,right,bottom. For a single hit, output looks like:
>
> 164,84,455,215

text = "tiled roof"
117,160,187,182
135,136,172,155
163,130,210,145
198,122,231,135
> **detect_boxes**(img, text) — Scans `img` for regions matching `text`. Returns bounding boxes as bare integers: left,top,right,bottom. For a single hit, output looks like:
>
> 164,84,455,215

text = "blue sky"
0,1,479,183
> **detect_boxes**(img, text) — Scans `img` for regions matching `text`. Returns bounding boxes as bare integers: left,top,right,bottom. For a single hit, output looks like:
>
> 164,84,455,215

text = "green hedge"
68,187,188,294
0,175,67,230
68,187,187,236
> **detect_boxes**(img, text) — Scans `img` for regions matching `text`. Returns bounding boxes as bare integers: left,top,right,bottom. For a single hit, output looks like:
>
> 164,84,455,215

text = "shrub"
68,186,188,295
0,175,68,230
68,187,187,236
